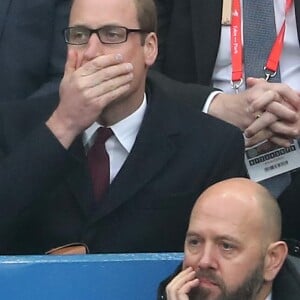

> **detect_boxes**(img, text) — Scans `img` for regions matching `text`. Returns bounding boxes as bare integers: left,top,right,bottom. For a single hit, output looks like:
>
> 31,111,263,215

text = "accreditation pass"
244,139,300,182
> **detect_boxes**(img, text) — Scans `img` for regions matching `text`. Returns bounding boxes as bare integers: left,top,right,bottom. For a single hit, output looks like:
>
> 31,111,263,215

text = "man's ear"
263,241,288,281
143,32,158,67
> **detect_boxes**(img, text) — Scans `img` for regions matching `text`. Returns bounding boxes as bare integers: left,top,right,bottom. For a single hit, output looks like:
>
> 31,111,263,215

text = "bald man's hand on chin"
165,267,199,300
46,49,133,148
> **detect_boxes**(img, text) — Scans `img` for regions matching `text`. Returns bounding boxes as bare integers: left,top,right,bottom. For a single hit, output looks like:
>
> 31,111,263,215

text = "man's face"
69,0,157,99
182,196,267,300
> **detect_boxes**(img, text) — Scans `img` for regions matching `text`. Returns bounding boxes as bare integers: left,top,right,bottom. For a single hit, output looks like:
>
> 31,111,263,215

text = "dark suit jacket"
157,256,300,300
0,0,70,102
154,0,300,241
0,71,246,254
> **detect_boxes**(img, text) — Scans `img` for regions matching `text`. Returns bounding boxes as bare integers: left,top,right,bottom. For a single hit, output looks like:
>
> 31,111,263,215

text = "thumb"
246,77,265,88
64,49,77,76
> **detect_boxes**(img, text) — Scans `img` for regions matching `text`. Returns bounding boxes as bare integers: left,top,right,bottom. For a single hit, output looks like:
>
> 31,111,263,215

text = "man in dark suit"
157,178,300,300
0,0,70,102
0,0,246,255
154,1,300,90
154,0,300,240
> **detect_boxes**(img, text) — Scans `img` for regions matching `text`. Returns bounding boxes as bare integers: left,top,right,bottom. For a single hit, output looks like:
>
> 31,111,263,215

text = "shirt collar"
83,94,147,153
266,292,272,300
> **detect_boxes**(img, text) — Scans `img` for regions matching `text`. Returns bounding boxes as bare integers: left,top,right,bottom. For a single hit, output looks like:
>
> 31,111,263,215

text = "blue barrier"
0,253,183,300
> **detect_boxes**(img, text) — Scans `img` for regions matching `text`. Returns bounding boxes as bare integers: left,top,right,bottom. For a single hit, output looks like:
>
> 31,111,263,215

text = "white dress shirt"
83,95,147,183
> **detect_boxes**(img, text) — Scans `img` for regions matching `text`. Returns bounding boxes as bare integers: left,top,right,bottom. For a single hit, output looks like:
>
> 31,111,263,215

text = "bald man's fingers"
166,267,198,300
167,267,196,288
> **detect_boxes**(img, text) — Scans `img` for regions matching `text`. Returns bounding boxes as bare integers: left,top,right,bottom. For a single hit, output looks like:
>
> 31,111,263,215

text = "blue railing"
0,253,183,300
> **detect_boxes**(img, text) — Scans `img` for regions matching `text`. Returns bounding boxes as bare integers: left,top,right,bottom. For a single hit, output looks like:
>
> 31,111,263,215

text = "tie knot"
94,127,113,146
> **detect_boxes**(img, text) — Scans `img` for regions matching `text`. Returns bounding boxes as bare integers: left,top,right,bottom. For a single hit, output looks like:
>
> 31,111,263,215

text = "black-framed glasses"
63,25,150,45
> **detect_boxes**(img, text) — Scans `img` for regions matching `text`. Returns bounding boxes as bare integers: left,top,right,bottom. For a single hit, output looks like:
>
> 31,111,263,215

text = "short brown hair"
71,0,157,33
133,0,157,33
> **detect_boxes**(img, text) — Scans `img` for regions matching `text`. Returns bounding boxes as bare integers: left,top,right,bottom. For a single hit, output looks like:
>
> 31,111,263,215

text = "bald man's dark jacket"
157,256,300,299
0,71,246,254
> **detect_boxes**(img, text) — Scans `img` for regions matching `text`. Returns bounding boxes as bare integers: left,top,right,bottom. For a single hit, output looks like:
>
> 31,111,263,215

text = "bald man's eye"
187,238,200,246
220,242,235,252
185,237,202,253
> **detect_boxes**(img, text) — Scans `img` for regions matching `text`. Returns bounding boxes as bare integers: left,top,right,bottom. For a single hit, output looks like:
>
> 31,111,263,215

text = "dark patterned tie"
87,127,113,201
243,0,281,82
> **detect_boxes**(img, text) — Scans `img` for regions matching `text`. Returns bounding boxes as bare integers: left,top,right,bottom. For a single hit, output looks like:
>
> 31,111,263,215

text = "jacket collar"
272,256,300,299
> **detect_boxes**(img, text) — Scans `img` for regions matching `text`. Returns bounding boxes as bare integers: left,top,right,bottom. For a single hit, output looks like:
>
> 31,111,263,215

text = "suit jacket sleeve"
209,126,248,182
148,70,221,114
0,101,74,249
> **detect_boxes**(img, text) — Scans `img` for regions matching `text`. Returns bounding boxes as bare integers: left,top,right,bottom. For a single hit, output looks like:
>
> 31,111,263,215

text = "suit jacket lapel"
66,136,95,217
91,124,176,221
190,0,223,83
0,0,12,40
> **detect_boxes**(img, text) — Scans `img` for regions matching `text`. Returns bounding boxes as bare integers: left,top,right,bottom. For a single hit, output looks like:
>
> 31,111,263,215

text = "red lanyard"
230,0,293,92
231,0,243,92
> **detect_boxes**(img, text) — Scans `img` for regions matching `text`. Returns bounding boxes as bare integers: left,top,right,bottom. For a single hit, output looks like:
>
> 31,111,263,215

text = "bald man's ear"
263,241,288,282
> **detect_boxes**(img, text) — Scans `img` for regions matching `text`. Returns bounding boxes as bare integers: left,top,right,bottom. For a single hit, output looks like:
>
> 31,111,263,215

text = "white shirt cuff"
202,91,223,113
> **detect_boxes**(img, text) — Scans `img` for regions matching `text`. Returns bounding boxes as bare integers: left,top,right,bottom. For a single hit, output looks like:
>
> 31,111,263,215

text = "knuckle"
280,83,289,91
76,80,85,91
292,128,300,137
245,128,254,137
266,89,277,99
82,88,92,99
100,69,111,81
91,60,101,69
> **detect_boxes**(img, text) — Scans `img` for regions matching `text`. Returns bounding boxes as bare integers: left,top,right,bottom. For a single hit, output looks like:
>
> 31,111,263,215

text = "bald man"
158,178,300,300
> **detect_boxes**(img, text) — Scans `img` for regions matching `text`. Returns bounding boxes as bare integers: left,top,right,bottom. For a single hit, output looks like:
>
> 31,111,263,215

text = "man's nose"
82,33,105,61
197,245,218,270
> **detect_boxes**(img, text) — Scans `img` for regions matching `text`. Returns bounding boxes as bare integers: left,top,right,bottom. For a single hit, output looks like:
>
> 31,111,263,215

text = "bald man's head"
182,178,287,300
191,178,282,243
